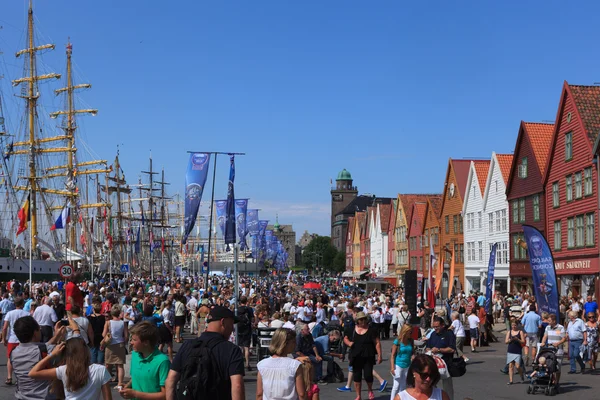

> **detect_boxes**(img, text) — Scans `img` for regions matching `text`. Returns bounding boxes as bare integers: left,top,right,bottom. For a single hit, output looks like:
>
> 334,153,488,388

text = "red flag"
161,237,165,252
17,194,30,236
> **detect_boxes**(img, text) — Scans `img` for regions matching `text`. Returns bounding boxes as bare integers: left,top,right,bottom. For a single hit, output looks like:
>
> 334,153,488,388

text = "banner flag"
427,239,436,308
134,226,141,254
485,243,498,314
51,205,70,231
224,156,236,248
17,193,30,236
235,199,248,250
435,250,444,294
447,250,456,296
215,200,227,238
183,153,210,244
522,225,560,319
247,209,259,236
251,236,258,259
258,220,269,261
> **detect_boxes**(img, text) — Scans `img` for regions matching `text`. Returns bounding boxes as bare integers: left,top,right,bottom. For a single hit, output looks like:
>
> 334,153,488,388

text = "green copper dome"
337,169,352,181
274,214,281,231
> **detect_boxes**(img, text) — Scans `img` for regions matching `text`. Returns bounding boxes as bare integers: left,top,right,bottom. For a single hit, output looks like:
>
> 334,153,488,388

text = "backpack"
327,361,345,383
176,336,224,399
237,307,251,335
342,312,355,338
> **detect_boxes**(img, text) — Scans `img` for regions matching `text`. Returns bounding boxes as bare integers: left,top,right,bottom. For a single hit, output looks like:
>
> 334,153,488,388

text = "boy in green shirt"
120,321,170,399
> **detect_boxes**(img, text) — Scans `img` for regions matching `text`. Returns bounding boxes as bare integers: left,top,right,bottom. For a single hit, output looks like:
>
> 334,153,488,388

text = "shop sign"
555,259,592,270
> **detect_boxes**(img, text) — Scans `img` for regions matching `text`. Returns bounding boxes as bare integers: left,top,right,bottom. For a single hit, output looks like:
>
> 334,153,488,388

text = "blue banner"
183,153,210,244
258,220,269,263
522,225,559,319
247,209,259,236
235,199,248,250
251,235,258,259
224,156,236,248
484,243,497,314
215,200,227,238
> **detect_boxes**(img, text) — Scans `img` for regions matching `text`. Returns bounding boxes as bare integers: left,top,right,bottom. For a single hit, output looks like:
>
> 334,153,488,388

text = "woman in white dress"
256,328,307,400
395,354,450,400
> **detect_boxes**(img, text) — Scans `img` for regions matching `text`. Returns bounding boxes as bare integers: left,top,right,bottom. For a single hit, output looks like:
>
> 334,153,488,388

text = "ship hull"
0,257,61,279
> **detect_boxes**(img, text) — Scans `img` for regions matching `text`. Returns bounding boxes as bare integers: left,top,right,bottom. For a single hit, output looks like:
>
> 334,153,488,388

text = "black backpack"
237,307,251,335
176,336,224,399
327,361,345,383
342,312,355,338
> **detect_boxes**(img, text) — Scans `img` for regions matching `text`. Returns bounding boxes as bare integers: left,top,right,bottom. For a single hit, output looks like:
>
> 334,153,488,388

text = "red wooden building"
544,83,600,298
506,121,554,293
345,216,355,271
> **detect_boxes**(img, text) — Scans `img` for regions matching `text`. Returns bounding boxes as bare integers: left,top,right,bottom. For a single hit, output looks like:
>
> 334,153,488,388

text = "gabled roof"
496,154,514,185
398,194,439,227
524,122,554,177
569,84,600,147
506,121,554,196
473,160,491,196
363,206,376,240
408,202,428,237
380,204,392,233
387,201,397,233
453,160,473,199
543,82,600,184
429,196,443,220
355,212,366,240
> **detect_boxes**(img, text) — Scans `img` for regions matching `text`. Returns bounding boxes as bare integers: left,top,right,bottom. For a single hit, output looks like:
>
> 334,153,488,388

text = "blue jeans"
568,339,584,372
91,346,105,365
307,354,324,380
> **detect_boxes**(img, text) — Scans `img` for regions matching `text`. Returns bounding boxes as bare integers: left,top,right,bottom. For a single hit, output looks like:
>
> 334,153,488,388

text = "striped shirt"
544,324,566,356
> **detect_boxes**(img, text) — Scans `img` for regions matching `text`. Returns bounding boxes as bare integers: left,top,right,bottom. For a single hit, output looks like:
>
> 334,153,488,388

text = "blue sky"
1,1,600,239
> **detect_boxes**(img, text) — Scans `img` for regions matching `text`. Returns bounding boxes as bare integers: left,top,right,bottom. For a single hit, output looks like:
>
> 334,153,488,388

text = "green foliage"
301,235,339,271
332,251,346,272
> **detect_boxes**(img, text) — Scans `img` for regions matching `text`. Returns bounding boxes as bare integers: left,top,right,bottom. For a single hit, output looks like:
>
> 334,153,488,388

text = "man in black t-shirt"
165,306,245,400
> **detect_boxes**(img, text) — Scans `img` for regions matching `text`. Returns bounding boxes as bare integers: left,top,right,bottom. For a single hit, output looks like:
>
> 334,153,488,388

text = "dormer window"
518,157,528,178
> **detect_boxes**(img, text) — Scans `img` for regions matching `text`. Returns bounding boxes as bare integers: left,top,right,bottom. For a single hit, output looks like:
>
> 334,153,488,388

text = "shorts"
105,342,126,365
469,328,479,339
238,333,251,347
526,333,539,347
159,324,173,344
174,315,186,327
7,342,19,358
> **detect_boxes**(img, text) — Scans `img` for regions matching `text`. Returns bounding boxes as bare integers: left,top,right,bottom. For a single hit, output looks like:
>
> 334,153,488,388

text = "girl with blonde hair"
390,324,414,399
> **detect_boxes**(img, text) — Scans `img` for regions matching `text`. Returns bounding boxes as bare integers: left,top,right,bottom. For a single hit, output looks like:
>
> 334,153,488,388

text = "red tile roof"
429,196,443,220
399,194,439,226
380,204,392,232
473,160,491,196
452,160,473,200
356,212,366,239
347,216,355,243
523,122,554,177
412,202,427,228
569,84,600,147
495,154,514,185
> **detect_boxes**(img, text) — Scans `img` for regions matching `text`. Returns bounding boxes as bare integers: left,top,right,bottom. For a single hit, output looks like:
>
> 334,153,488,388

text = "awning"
352,270,369,278
341,271,353,277
378,271,399,278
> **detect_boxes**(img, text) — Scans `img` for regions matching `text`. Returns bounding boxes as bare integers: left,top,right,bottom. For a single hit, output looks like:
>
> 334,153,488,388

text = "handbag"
428,352,450,379
448,350,467,377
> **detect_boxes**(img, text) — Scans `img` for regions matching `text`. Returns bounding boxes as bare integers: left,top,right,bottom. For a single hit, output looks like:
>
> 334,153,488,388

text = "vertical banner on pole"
484,243,498,314
522,225,560,320
234,199,248,250
247,209,259,236
183,153,210,244
215,200,227,238
224,156,236,249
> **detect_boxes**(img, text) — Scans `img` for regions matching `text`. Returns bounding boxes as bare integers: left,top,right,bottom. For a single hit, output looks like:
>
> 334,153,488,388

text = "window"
552,182,559,207
495,210,501,232
576,215,584,247
467,243,471,262
554,221,561,250
424,229,429,246
565,132,572,160
445,216,449,234
533,195,540,222
478,212,482,229
519,199,525,223
567,217,575,248
453,215,458,234
502,209,507,231
502,242,508,265
459,244,464,263
459,215,463,233
478,241,483,261
586,213,595,246
489,213,494,233
512,233,527,260
566,175,572,202
519,157,528,178
585,167,593,196
419,236,422,249
512,201,518,223
419,256,423,270
575,172,582,199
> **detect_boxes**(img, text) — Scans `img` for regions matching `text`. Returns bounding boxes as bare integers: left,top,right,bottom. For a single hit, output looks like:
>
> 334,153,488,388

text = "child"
302,361,320,400
528,356,548,381
119,321,170,399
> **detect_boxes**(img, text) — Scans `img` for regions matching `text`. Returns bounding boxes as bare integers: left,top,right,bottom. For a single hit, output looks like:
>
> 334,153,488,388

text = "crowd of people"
0,271,597,399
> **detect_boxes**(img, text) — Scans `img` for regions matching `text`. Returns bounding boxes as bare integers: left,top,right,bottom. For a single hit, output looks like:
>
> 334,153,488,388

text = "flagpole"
205,155,218,289
234,243,239,345
29,223,32,288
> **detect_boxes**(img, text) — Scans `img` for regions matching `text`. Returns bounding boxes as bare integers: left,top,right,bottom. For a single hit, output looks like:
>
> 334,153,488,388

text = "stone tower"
331,169,358,251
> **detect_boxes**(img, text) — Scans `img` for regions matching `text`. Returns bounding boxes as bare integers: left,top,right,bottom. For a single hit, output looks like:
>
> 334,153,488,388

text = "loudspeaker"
404,270,418,324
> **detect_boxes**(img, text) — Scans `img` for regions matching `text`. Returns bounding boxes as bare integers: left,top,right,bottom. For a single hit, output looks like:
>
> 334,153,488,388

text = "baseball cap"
207,306,240,323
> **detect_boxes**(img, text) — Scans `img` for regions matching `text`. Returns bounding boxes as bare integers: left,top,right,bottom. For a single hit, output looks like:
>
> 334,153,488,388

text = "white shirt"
257,356,302,400
451,319,465,338
187,297,198,312
56,364,111,400
296,307,306,322
270,320,285,329
33,304,58,327
4,309,29,343
316,308,326,324
467,315,480,329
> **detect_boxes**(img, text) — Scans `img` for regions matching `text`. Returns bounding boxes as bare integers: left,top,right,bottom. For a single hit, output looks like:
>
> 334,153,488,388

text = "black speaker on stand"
404,270,419,325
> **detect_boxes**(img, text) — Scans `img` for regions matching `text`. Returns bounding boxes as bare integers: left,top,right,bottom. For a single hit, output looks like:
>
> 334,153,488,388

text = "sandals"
368,391,375,400
4,378,12,385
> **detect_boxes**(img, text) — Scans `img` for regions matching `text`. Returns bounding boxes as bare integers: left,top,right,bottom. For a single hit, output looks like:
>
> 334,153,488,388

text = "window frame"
586,213,595,247
552,182,559,208
533,195,540,222
565,132,573,161
554,221,561,251
566,175,573,202
575,172,582,199
584,167,593,196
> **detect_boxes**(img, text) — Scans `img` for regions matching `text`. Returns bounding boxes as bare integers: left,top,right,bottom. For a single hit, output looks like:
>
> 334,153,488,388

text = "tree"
301,235,338,271
332,251,346,272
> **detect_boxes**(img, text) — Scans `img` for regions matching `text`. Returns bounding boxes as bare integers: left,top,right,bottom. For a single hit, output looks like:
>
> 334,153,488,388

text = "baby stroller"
526,346,560,396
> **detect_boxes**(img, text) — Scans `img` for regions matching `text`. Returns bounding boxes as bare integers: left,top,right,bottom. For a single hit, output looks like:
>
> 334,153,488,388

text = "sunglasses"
588,316,596,319
416,372,432,380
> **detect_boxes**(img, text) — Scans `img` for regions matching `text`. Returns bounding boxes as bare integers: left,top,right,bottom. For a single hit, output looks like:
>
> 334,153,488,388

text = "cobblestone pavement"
0,326,598,399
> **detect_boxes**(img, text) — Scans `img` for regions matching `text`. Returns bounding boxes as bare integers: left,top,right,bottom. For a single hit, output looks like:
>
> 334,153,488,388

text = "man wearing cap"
165,306,245,400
